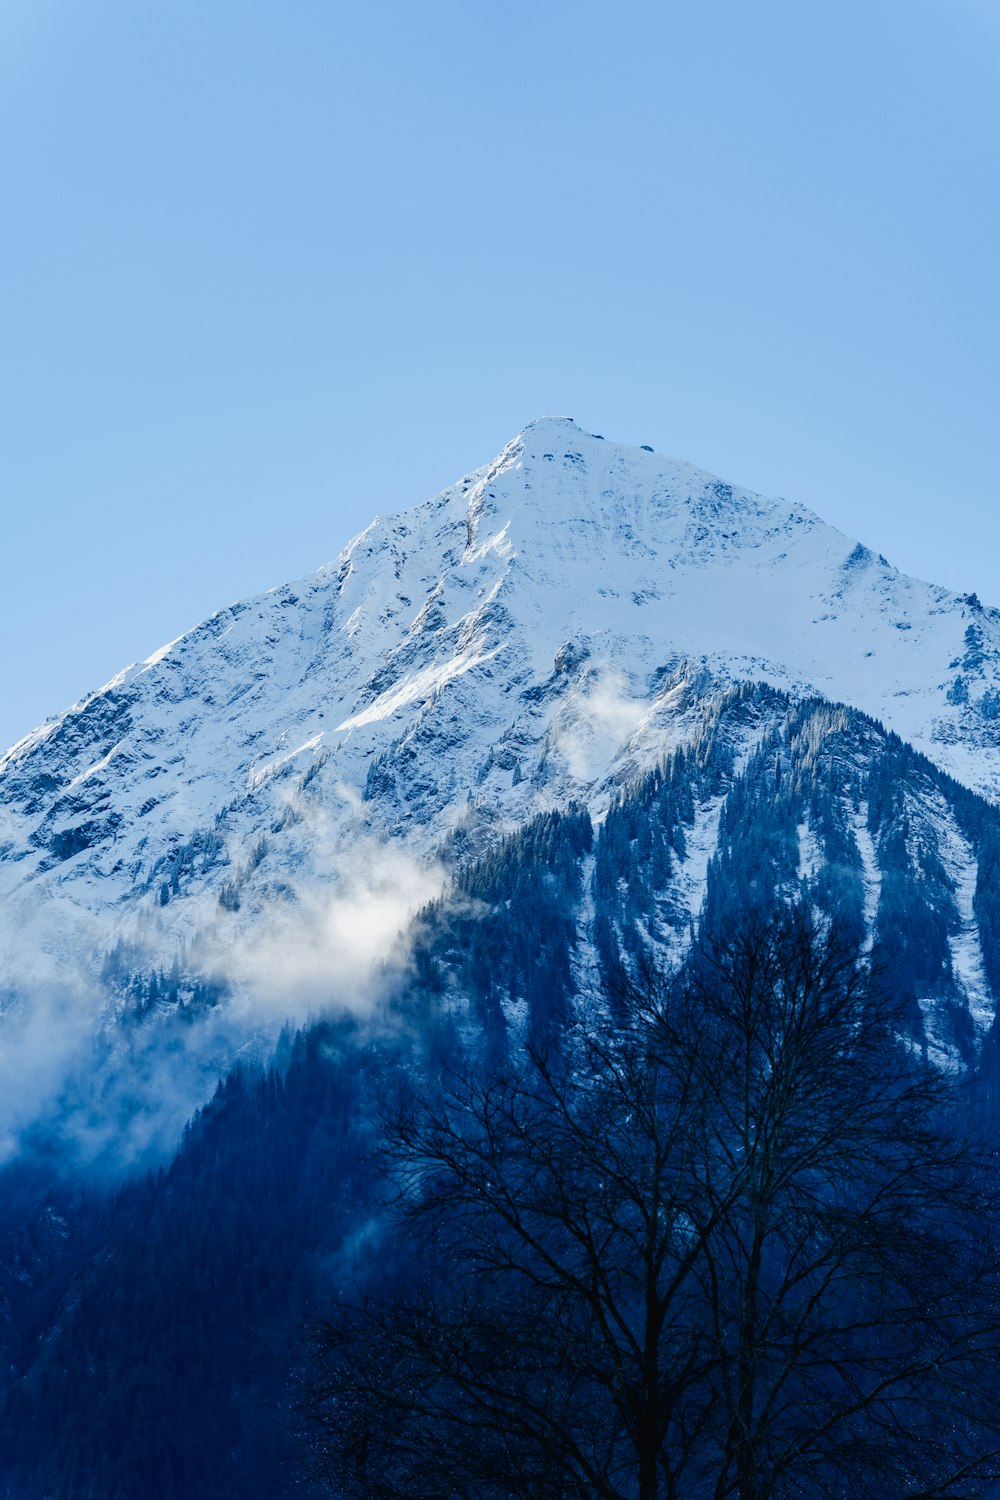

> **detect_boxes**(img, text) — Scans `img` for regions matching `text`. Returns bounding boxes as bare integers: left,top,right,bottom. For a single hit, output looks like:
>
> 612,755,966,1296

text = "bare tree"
301,912,1000,1499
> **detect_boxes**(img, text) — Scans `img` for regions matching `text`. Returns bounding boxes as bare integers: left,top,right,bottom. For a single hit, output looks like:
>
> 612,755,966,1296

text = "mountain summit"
2,416,999,984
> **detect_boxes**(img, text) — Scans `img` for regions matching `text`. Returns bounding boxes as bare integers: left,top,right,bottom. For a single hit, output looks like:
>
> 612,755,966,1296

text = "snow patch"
796,819,823,884
925,796,994,1033
852,807,881,954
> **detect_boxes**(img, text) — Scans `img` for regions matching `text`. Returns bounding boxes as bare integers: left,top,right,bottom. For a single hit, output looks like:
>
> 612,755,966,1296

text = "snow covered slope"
2,416,999,984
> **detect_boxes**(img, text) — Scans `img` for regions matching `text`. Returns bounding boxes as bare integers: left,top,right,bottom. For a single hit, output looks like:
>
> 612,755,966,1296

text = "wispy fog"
552,666,648,783
0,824,445,1174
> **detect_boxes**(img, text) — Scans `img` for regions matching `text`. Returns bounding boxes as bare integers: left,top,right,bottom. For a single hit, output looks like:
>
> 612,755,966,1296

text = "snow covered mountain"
5,419,1000,1495
2,415,1000,992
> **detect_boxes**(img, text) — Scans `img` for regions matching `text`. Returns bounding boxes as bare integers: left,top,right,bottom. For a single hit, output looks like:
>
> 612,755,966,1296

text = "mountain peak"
457,417,807,574
510,413,664,468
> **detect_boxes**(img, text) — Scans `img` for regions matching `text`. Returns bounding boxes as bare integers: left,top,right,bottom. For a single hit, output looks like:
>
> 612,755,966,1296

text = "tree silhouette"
302,912,1000,1500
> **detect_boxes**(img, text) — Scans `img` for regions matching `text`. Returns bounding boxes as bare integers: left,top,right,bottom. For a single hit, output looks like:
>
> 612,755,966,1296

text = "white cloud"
0,807,444,1169
219,841,444,1021
552,666,648,783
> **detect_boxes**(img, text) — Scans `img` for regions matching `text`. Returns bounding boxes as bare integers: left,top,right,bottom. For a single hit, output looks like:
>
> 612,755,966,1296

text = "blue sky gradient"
1,0,997,749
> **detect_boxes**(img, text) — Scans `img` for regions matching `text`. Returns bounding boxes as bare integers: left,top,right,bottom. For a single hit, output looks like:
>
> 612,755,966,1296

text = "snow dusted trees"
302,912,1000,1500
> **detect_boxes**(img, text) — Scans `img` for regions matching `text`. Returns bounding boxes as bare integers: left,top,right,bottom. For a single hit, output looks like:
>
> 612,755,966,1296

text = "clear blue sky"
1,0,997,751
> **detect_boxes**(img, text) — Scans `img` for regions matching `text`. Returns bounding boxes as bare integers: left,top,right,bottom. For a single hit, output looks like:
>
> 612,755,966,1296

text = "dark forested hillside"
0,1023,395,1500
